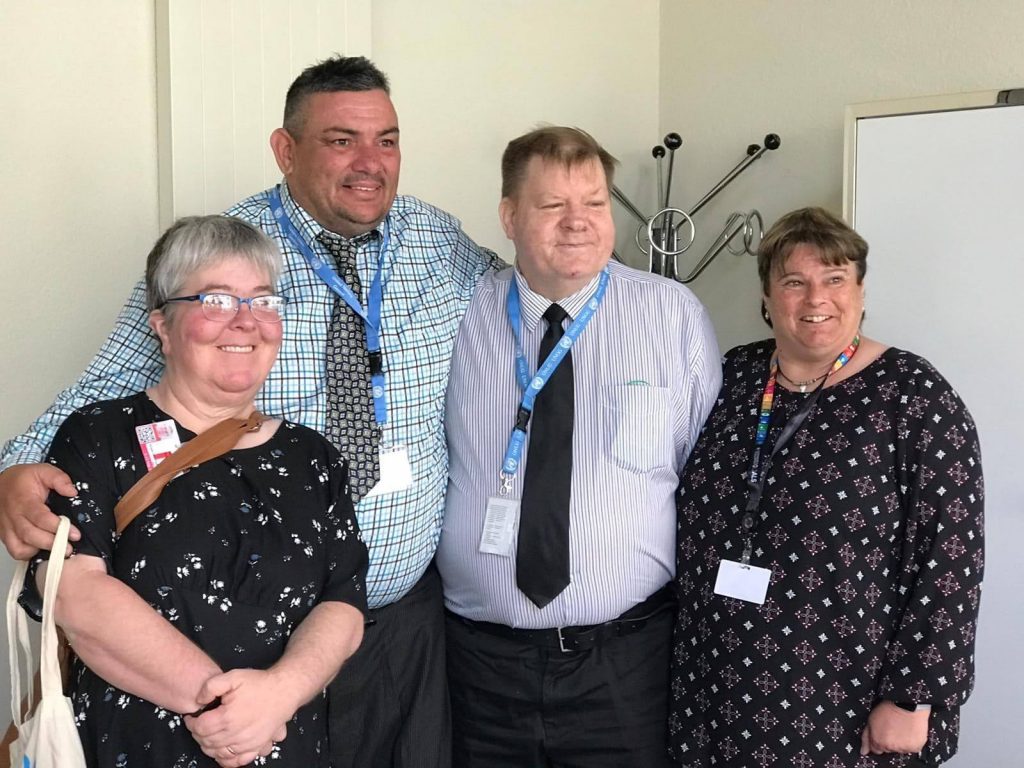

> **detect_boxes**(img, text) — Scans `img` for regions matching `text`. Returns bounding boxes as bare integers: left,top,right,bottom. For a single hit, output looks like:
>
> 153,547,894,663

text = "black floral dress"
669,342,984,767
29,392,368,768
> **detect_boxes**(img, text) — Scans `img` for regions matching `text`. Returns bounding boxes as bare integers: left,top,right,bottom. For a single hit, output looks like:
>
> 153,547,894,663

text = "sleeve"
19,405,124,619
680,300,723,457
878,362,985,710
445,226,505,302
318,452,370,616
0,280,164,470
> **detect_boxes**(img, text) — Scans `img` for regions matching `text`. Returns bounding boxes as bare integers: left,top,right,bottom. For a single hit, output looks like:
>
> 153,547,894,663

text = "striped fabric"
1,182,500,608
438,261,722,628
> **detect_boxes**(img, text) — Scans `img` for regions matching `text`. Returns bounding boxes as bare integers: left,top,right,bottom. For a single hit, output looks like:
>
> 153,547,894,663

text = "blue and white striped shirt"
1,182,500,608
438,261,722,628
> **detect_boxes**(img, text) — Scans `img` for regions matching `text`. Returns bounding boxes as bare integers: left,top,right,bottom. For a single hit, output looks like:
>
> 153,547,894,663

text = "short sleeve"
318,453,369,615
20,404,126,619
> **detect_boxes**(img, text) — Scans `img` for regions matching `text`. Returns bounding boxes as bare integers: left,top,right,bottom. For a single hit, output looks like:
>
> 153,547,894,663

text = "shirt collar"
278,180,383,251
512,269,603,332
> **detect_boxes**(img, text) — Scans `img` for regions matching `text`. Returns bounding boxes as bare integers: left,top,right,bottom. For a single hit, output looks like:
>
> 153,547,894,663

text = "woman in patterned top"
29,216,368,767
669,207,983,767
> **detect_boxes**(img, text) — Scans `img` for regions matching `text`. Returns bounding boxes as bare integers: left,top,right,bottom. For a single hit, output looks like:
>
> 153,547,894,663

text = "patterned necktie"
318,232,381,502
516,303,574,608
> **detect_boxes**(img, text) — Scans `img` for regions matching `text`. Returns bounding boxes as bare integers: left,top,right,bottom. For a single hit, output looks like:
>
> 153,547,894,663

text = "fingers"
198,672,237,704
0,464,81,559
860,724,872,755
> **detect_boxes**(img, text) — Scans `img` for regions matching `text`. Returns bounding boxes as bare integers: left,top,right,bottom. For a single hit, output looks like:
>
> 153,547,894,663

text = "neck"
517,268,595,303
774,333,863,390
148,378,257,434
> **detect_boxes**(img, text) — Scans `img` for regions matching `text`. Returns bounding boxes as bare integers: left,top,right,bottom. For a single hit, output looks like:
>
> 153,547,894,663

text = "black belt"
447,585,675,653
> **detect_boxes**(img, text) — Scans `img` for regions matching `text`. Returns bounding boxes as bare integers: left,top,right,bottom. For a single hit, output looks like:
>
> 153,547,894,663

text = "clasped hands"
185,667,300,767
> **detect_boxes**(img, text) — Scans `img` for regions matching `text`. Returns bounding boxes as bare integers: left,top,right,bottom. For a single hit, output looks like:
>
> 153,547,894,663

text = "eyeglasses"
160,293,287,323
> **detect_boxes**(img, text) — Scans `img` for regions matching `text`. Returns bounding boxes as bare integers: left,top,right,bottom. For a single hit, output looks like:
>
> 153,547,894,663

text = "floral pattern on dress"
28,392,368,768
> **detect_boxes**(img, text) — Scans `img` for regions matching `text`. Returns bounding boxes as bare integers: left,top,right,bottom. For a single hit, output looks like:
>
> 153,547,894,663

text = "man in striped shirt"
438,126,722,766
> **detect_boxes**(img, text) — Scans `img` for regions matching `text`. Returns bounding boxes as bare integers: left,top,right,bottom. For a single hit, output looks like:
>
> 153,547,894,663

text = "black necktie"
319,233,381,502
517,303,574,608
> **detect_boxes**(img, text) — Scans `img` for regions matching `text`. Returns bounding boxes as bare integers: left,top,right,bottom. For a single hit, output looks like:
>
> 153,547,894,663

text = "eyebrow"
322,126,400,138
195,283,274,295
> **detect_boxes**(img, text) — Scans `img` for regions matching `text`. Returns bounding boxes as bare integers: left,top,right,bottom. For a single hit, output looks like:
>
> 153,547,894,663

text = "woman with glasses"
28,216,368,767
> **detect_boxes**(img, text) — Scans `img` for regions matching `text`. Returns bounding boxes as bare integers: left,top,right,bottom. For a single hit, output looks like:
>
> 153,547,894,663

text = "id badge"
479,497,519,556
714,558,772,605
135,419,181,471
365,446,414,497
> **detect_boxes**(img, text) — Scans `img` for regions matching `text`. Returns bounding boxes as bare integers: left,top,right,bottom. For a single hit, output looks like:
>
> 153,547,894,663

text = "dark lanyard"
739,342,858,563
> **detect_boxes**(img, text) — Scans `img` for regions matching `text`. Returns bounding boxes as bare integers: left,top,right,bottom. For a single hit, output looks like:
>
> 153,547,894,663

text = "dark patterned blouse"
669,341,984,768
30,392,368,768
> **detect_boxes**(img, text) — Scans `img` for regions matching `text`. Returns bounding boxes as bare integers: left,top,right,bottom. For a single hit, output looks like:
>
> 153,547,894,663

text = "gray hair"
145,216,282,312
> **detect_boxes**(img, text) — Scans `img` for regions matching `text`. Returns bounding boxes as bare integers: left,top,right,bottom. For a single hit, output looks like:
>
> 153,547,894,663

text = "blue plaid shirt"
1,183,500,608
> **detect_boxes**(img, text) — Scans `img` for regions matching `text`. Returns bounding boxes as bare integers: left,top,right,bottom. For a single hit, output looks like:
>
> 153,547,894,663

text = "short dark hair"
146,216,281,313
283,55,391,136
501,126,617,199
757,206,868,296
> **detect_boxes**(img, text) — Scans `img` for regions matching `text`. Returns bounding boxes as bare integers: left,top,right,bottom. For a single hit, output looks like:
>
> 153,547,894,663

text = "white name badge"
714,559,772,605
135,419,182,471
364,446,414,497
479,497,520,556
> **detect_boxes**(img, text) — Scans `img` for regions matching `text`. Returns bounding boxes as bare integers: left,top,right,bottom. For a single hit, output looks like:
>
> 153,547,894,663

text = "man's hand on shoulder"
0,464,80,559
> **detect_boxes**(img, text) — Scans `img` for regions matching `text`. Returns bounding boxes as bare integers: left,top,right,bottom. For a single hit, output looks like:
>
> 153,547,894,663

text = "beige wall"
661,0,1024,352
0,0,159,718
0,2,159,450
372,0,661,262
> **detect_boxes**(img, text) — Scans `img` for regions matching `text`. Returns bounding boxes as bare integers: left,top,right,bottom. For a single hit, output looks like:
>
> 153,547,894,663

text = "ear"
270,128,296,176
498,197,517,241
148,310,172,356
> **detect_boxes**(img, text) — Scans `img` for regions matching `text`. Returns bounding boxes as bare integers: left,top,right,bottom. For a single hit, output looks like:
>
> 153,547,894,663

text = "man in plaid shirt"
0,56,498,768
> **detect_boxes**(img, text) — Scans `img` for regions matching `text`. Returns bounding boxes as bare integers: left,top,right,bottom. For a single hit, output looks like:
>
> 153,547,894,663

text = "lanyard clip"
499,473,513,497
367,350,384,377
741,539,753,565
514,406,531,432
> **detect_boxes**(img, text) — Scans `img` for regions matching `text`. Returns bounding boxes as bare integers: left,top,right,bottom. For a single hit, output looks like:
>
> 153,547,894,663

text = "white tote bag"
6,516,86,767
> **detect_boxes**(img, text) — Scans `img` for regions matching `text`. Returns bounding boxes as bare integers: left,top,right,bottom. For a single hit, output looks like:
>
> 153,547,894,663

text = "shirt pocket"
603,384,673,473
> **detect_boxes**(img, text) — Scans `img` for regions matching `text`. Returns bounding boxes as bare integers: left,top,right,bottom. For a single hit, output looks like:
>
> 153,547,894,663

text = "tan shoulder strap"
113,411,265,534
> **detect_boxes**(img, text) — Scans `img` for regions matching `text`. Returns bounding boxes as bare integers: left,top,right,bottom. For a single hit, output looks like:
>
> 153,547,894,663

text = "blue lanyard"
268,188,390,426
499,269,610,492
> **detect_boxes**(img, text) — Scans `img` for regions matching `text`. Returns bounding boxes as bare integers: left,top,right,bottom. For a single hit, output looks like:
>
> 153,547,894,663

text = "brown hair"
757,206,868,296
501,126,617,199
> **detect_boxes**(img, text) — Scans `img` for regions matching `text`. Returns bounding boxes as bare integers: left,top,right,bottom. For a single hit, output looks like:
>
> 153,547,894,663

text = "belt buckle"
556,627,572,654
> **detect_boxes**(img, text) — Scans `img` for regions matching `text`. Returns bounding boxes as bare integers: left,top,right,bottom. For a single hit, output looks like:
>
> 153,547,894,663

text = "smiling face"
270,89,400,237
149,256,282,409
499,156,614,301
764,243,865,365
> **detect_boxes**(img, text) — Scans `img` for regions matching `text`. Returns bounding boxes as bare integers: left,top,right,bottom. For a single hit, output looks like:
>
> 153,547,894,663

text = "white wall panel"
156,0,372,226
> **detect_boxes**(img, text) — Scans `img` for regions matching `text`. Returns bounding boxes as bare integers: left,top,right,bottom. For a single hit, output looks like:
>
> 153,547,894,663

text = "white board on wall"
845,92,1024,767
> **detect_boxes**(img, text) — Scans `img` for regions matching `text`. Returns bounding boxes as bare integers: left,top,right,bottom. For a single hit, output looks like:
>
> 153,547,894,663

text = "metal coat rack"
611,132,781,282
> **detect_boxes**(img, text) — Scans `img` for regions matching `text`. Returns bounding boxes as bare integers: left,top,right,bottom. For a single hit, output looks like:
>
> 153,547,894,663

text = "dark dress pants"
446,607,674,768
328,564,450,768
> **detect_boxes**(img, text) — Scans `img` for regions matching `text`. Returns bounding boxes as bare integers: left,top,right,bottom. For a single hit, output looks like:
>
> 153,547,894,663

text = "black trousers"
328,564,450,768
446,605,674,768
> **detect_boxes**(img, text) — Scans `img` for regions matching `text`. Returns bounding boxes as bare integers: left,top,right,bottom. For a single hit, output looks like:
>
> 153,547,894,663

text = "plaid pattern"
2,182,501,608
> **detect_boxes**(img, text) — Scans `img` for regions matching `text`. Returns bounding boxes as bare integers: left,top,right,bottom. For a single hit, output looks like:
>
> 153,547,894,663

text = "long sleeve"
1,280,163,470
879,360,985,710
